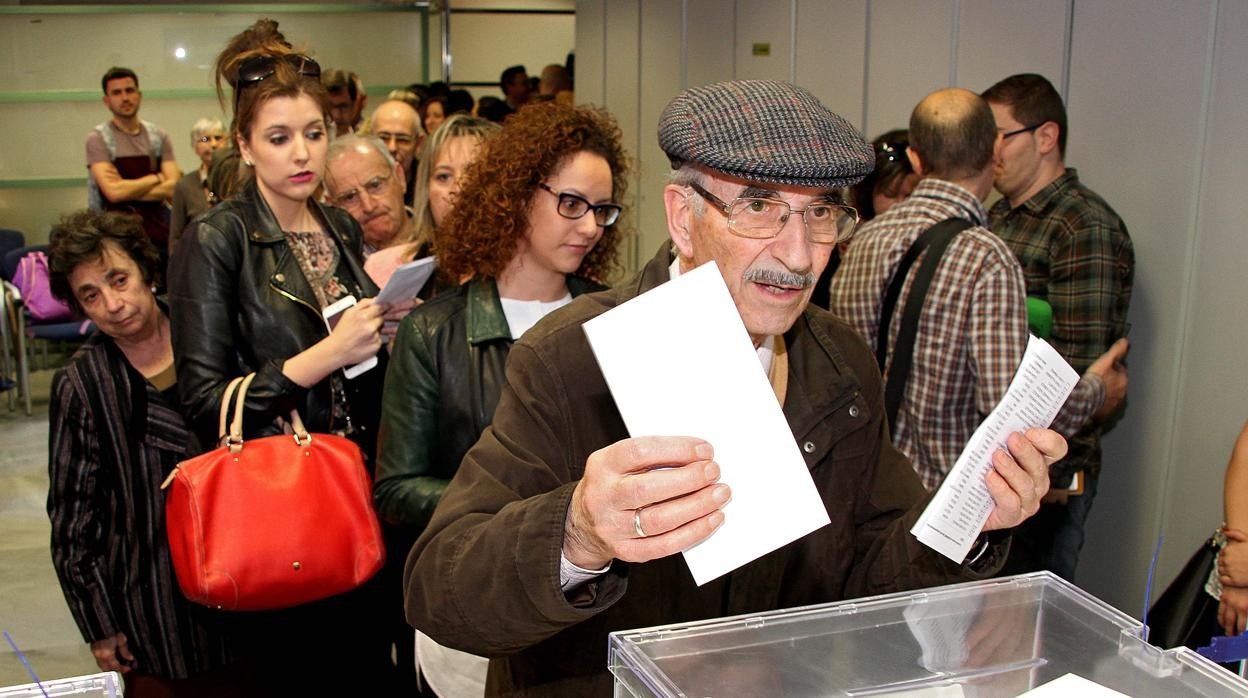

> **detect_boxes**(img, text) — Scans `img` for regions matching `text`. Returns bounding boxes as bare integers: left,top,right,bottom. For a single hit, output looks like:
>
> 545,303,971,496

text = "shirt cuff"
559,552,611,592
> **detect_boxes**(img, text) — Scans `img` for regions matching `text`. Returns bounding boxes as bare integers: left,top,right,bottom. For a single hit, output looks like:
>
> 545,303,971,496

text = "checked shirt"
989,168,1134,480
829,179,1029,490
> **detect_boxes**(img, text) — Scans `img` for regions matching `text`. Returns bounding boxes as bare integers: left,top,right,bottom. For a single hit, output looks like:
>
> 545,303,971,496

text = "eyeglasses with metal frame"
331,173,391,208
686,181,859,245
537,183,622,227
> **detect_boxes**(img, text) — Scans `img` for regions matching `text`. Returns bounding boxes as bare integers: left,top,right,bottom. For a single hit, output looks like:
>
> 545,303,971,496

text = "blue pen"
3,630,51,698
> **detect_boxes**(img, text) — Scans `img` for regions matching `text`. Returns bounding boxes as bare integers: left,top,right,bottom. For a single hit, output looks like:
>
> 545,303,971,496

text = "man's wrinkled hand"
563,436,729,570
982,429,1066,532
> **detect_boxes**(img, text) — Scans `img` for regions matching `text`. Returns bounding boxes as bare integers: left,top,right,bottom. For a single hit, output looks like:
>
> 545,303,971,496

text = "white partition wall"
577,0,1247,614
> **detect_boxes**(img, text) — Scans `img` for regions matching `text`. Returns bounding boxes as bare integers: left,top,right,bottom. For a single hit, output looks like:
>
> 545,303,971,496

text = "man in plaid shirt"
830,87,1127,517
983,74,1134,581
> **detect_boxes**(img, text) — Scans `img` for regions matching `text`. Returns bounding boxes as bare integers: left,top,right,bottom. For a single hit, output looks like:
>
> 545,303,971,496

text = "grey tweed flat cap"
658,80,874,189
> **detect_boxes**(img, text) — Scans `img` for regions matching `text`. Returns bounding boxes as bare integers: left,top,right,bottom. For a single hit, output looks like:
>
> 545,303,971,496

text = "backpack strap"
140,120,163,162
876,217,974,433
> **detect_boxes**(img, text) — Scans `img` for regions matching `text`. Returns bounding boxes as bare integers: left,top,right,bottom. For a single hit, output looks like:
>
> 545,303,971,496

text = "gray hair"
668,164,706,215
327,133,396,170
190,117,225,147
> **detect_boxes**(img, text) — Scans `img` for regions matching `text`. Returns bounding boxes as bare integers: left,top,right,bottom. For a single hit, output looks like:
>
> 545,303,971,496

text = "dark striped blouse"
47,332,232,678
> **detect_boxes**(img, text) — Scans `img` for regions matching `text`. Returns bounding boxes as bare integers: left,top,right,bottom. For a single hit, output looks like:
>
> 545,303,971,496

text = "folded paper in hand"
582,261,830,585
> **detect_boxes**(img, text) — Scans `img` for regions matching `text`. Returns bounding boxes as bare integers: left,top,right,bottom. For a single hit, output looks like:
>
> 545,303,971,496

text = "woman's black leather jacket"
170,179,385,458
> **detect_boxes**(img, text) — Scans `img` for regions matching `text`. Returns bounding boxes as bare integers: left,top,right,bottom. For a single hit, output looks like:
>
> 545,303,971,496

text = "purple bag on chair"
13,251,74,322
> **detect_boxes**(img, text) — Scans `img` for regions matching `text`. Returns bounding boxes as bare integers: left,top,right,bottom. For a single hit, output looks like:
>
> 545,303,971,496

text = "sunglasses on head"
232,54,321,111
876,140,908,162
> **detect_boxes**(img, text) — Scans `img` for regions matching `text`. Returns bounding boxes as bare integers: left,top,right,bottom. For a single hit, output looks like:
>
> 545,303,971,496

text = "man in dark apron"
86,67,181,278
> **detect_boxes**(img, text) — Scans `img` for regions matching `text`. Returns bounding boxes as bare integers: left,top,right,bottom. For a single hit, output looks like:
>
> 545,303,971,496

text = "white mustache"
744,268,815,288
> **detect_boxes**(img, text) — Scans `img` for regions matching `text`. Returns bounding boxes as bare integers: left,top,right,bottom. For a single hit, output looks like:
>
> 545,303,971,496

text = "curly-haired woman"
374,101,628,695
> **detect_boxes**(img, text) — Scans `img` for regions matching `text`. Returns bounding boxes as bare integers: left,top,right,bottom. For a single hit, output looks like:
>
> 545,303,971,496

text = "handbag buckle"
293,432,312,447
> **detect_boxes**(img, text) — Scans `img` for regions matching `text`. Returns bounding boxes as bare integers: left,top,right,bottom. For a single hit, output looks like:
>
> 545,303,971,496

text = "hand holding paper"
912,336,1074,561
562,436,729,570
580,261,829,585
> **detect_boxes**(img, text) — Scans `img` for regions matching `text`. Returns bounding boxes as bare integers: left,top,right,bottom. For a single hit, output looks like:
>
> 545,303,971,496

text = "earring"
243,159,253,167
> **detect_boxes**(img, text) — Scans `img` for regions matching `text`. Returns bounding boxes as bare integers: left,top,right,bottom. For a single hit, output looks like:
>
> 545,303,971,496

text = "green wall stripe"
0,178,86,189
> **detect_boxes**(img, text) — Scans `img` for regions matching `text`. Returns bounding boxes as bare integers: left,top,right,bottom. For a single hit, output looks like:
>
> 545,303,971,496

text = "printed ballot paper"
374,256,436,304
582,261,830,586
912,335,1079,562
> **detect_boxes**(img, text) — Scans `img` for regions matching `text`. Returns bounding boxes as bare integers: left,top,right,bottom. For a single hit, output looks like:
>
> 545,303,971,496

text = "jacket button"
802,441,816,453
849,405,860,418
274,273,285,283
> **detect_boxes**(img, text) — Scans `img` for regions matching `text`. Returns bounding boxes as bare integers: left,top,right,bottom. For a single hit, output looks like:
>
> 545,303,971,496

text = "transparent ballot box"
609,572,1248,697
0,672,122,697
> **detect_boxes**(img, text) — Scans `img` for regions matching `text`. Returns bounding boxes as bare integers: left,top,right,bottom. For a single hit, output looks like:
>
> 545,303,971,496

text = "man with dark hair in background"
324,68,365,135
983,73,1133,581
86,67,181,275
499,64,530,112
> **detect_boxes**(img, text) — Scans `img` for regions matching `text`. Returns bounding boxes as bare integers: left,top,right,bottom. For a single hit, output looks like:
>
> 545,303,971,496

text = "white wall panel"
864,0,956,138
637,0,686,268
575,0,606,106
794,0,867,130
955,0,1068,95
1068,1,1216,612
1155,0,1248,600
449,13,576,85
734,0,794,82
685,0,736,88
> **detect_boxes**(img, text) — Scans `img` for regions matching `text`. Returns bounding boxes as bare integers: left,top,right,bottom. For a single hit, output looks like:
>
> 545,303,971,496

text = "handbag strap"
226,373,312,452
876,217,974,433
216,376,246,445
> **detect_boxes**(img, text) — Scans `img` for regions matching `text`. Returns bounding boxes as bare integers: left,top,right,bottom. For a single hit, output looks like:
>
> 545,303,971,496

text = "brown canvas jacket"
405,242,1005,696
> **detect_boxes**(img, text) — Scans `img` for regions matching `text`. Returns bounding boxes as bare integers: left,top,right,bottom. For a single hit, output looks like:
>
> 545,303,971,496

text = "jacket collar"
232,179,377,311
467,275,606,345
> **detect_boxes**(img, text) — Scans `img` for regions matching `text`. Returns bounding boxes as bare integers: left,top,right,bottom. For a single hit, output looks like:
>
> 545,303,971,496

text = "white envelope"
582,261,830,585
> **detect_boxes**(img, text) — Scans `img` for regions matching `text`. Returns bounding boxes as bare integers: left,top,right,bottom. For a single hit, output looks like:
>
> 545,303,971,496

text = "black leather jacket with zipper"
170,179,386,464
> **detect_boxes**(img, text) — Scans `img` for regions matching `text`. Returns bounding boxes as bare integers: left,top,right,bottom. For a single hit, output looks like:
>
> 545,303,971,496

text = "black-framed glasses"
232,54,322,111
687,181,859,245
537,183,622,227
1001,123,1043,139
331,173,391,208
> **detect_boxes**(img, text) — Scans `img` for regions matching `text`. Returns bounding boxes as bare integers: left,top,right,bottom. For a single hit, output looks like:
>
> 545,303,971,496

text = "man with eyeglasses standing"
323,134,413,257
87,67,182,275
983,73,1133,582
367,99,422,205
404,80,1068,696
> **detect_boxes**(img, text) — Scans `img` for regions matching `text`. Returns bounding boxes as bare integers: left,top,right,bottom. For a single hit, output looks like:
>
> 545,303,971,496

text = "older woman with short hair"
47,209,239,697
169,117,227,263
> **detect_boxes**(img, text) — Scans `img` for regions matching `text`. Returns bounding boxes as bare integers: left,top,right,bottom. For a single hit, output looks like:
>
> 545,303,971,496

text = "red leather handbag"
162,374,384,611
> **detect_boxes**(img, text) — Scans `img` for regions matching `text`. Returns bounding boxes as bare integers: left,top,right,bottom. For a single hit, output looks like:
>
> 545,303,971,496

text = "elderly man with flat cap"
404,81,1066,696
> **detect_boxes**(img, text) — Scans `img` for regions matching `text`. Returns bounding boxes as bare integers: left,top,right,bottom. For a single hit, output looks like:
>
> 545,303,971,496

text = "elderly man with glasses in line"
404,80,1067,696
323,134,414,257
